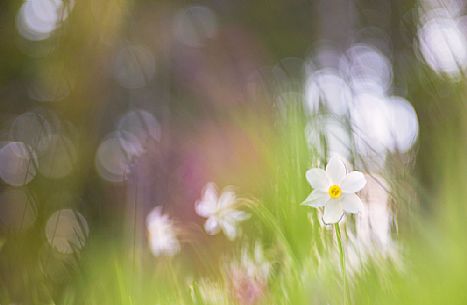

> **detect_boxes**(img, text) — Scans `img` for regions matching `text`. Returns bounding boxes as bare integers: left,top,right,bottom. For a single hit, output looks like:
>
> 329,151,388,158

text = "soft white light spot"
37,134,76,179
113,45,156,89
45,209,89,254
16,0,73,41
351,93,419,156
10,112,52,147
351,93,392,158
342,44,393,95
117,110,161,145
421,0,465,17
95,132,141,183
386,97,419,153
173,6,218,47
418,16,467,77
305,116,351,160
0,142,37,186
305,69,351,115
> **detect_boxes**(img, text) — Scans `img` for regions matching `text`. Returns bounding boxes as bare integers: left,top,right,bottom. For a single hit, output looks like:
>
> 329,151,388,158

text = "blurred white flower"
302,156,367,224
146,207,180,256
195,183,250,240
239,242,271,280
229,243,271,305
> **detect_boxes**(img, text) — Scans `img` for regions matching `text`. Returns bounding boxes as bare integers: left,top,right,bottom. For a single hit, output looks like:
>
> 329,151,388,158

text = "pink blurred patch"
230,268,267,305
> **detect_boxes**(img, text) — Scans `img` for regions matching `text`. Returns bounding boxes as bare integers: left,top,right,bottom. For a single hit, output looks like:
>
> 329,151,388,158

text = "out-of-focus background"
0,0,466,304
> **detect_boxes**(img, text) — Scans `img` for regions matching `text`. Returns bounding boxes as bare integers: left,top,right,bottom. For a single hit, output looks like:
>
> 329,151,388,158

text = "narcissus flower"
196,183,250,240
146,207,180,256
302,156,367,224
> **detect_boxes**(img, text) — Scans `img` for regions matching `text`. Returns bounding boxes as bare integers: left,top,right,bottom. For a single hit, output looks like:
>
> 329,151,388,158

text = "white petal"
146,206,163,225
195,183,219,217
227,210,250,222
195,200,216,217
326,156,347,184
301,190,330,207
322,200,344,224
340,171,367,193
203,182,218,203
340,193,364,214
150,235,180,257
204,217,220,235
219,191,236,209
306,168,330,191
220,220,237,240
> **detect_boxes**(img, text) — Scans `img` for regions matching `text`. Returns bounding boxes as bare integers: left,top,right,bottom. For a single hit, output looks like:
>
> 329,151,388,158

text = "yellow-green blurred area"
0,0,466,304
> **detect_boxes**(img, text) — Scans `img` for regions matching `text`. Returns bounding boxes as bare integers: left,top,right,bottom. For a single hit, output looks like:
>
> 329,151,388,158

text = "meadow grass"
1,98,465,305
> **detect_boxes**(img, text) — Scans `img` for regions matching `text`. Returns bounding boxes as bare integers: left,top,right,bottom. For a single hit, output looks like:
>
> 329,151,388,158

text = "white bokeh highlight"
45,209,89,254
173,6,218,47
113,45,156,89
0,142,37,186
16,0,74,41
418,15,467,77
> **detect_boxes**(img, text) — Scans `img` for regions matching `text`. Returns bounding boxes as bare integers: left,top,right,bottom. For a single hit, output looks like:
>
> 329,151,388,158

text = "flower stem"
335,223,349,305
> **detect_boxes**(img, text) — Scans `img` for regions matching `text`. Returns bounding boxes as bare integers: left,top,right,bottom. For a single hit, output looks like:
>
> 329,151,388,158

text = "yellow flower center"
328,185,342,199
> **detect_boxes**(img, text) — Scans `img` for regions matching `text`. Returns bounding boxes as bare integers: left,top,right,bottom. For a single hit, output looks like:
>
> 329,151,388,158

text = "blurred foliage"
0,0,467,304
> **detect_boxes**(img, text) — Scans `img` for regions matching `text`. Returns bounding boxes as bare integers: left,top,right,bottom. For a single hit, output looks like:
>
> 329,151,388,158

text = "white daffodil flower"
195,183,250,240
239,242,271,281
302,156,367,224
146,207,180,256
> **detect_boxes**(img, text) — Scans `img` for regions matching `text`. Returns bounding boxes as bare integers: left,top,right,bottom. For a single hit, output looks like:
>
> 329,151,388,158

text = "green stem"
335,223,349,305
